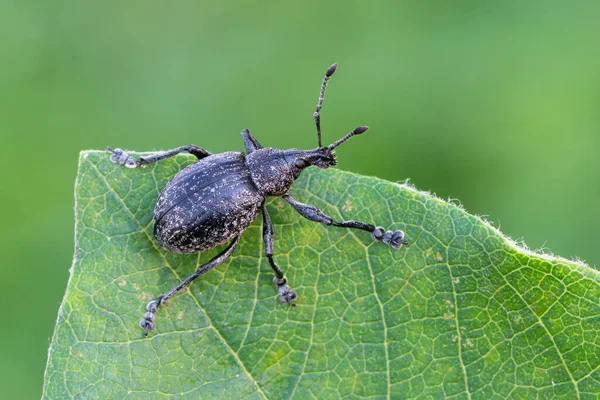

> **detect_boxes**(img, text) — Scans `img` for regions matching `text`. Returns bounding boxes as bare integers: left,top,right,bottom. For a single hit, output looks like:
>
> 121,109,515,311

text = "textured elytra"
154,151,262,253
44,151,600,399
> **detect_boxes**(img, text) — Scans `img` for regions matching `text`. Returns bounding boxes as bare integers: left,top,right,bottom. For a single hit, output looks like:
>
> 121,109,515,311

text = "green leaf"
43,150,600,399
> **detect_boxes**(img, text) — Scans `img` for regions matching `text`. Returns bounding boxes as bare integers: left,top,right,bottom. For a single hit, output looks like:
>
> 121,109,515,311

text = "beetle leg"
262,205,297,306
283,194,408,249
106,147,139,168
106,145,211,168
241,128,263,154
139,235,240,336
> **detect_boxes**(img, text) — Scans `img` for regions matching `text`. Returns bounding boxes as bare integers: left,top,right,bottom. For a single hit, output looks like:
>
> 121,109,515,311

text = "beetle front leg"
262,206,297,306
140,236,240,336
283,194,408,249
106,145,212,168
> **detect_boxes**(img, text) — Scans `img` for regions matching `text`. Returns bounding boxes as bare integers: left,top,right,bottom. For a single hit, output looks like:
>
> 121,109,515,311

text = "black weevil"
107,63,408,336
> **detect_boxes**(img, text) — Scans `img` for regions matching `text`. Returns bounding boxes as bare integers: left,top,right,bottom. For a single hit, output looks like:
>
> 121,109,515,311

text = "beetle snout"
303,148,336,169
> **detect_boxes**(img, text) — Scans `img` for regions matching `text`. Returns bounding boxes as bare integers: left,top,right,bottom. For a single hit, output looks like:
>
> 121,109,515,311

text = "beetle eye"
294,158,308,169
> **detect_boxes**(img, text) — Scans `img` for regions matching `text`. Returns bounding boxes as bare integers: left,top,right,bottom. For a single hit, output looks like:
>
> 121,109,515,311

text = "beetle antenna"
328,126,369,150
314,62,338,148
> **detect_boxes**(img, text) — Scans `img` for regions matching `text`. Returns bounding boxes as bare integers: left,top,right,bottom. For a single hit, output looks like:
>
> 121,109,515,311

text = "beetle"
107,63,408,336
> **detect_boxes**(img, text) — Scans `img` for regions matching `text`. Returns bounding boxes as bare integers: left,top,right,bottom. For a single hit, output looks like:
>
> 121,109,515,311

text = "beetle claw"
139,299,162,336
139,316,155,337
106,147,140,168
278,285,297,305
274,276,297,306
372,227,407,249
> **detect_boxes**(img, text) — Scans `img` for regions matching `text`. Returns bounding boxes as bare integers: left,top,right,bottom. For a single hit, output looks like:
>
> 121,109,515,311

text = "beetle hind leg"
139,236,240,336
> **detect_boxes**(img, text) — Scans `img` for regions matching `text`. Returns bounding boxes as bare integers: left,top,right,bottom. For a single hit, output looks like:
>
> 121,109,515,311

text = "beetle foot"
106,147,144,168
139,299,161,336
372,227,408,249
274,277,297,306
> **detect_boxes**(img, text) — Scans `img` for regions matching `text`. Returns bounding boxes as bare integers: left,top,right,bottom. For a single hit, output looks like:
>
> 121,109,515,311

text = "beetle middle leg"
107,145,212,168
283,194,408,249
139,235,240,336
262,205,297,306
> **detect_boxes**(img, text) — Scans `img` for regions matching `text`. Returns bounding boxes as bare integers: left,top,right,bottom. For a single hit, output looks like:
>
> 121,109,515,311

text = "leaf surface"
43,151,600,399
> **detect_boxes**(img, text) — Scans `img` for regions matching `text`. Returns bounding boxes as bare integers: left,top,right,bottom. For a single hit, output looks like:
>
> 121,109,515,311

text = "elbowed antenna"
328,126,369,150
314,62,339,148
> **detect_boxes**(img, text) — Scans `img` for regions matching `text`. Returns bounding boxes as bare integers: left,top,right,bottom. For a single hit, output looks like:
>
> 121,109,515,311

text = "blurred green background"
2,1,599,398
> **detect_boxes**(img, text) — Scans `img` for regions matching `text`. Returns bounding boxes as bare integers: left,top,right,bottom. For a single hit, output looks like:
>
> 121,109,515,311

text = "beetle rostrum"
107,63,408,336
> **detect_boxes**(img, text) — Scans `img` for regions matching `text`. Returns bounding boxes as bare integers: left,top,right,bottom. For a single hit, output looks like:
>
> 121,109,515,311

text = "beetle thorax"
245,147,336,197
245,148,295,196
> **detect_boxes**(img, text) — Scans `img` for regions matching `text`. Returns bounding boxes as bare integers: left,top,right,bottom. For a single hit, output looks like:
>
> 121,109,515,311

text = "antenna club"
354,126,369,134
326,62,338,77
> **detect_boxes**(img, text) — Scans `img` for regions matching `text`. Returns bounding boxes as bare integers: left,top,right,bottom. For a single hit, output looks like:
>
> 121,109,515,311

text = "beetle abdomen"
153,152,263,253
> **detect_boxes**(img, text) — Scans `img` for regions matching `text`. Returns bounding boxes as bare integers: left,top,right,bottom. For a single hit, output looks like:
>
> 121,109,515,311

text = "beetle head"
247,126,369,196
290,125,368,173
284,147,336,177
